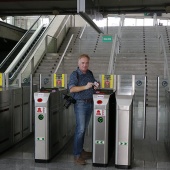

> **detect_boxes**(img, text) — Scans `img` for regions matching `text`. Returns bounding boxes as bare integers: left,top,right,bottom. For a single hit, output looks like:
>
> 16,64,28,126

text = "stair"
33,53,61,87
115,26,163,107
33,26,119,88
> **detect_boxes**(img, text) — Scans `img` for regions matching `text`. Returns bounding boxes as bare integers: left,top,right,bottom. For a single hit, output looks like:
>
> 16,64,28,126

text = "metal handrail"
9,25,46,80
0,16,42,69
118,14,125,38
143,76,147,139
159,34,170,89
20,15,71,79
6,16,56,83
153,13,158,26
79,24,87,53
156,34,170,141
79,24,86,39
156,76,160,141
54,34,74,73
107,15,124,74
107,34,120,74
155,23,160,39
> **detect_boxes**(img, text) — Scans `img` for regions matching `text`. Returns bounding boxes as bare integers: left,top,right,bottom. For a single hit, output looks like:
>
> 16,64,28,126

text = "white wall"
74,15,89,27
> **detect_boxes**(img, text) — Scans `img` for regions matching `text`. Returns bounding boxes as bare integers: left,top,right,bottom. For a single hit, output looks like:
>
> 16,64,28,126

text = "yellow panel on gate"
53,74,57,87
0,73,2,86
62,74,65,87
101,74,114,89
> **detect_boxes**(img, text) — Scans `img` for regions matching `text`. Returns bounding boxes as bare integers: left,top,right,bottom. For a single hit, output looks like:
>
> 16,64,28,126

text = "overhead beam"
77,0,103,34
79,12,103,34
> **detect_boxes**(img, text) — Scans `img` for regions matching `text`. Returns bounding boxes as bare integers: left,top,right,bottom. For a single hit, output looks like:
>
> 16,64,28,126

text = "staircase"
33,26,118,86
114,26,163,107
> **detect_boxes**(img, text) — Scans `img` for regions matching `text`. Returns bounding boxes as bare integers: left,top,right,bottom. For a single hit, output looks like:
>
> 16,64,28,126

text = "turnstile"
0,85,36,153
34,88,75,162
93,89,116,167
115,94,133,169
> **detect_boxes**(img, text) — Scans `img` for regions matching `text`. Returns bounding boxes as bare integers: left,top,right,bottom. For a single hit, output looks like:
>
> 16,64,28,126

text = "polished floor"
0,107,170,170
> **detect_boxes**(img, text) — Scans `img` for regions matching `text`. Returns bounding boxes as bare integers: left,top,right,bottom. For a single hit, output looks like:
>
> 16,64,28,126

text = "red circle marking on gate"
97,100,102,104
37,98,43,102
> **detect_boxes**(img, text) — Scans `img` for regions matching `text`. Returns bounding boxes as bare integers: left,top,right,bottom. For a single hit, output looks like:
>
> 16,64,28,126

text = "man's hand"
85,82,94,89
93,81,100,90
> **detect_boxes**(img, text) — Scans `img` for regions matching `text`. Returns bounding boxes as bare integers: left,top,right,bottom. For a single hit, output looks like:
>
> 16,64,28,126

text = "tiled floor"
0,107,170,169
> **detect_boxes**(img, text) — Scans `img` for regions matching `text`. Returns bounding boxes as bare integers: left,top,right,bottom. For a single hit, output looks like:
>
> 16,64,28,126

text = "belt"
77,98,93,103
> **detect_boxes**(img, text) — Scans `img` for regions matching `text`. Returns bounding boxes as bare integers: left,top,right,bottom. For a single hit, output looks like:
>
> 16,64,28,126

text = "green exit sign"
102,36,112,42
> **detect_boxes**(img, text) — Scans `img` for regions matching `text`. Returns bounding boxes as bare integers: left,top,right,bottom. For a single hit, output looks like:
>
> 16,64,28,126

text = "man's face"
78,57,89,73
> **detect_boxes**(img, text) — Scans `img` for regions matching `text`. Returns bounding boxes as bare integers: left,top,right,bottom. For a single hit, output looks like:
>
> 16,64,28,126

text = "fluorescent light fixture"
79,12,104,34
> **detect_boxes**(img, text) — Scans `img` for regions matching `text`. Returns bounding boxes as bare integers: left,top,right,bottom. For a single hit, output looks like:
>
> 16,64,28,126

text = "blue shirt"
68,68,96,100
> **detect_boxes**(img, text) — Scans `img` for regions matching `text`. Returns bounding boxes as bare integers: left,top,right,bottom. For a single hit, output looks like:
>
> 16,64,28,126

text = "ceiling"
0,0,170,16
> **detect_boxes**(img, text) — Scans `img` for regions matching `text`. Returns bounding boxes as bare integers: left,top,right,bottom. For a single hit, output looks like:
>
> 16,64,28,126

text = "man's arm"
70,82,94,93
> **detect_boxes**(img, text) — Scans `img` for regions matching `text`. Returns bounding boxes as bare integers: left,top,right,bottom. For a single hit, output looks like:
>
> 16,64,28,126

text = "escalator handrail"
20,15,69,77
6,24,46,80
0,15,42,69
8,16,56,81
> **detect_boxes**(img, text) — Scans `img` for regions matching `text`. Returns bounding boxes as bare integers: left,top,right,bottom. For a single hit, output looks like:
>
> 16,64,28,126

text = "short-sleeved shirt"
68,67,96,100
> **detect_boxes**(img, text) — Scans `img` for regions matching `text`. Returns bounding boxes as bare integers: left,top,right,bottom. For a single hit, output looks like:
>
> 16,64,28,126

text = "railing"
107,15,124,74
159,34,170,90
54,34,74,73
157,76,170,141
107,34,120,74
6,24,46,80
16,15,72,87
0,16,41,71
155,22,160,39
153,13,158,26
79,24,87,53
5,16,57,87
156,35,170,141
117,14,125,38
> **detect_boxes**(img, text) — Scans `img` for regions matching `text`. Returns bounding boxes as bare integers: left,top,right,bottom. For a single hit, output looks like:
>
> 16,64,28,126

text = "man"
68,54,99,165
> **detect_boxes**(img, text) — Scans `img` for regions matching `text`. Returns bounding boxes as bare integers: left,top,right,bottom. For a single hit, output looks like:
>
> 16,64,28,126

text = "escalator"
7,25,46,81
0,16,55,84
0,21,27,65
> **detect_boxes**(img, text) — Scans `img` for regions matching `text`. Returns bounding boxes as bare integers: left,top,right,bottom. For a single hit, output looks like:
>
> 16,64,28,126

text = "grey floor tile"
1,107,170,169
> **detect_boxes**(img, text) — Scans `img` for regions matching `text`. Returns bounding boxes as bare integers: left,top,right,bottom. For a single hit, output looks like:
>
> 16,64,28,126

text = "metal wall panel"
0,89,12,153
12,88,22,143
22,86,31,137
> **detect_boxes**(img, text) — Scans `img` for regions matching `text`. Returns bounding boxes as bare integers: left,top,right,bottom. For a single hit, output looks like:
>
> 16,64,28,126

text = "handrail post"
153,13,157,26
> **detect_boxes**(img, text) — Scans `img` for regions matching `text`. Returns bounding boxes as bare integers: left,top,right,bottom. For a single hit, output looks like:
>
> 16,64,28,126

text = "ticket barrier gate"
34,87,74,162
115,93,133,169
93,89,116,167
